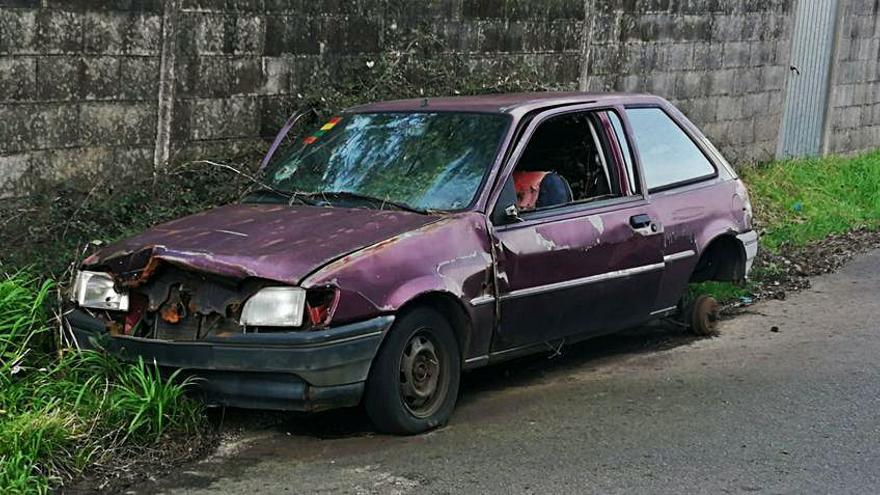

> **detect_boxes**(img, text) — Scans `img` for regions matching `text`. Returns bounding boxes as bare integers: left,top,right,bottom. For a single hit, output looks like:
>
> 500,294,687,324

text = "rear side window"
626,108,715,191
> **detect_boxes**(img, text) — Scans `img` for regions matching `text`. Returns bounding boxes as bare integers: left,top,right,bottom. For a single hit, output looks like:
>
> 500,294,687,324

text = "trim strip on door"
500,262,666,301
663,250,696,263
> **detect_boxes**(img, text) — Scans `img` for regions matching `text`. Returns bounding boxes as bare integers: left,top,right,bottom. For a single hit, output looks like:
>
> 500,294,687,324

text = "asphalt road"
139,249,880,494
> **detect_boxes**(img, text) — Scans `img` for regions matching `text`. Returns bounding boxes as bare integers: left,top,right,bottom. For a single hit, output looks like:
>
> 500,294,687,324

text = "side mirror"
504,204,523,222
491,176,521,225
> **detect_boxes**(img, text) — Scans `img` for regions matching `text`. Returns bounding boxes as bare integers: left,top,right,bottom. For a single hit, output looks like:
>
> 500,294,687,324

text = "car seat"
513,171,574,210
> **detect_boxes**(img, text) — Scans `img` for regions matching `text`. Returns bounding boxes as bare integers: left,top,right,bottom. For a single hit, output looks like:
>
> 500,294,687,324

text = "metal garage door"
778,0,840,158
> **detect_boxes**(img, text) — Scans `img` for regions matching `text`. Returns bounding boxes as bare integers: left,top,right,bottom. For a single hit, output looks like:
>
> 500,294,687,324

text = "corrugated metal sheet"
778,0,840,158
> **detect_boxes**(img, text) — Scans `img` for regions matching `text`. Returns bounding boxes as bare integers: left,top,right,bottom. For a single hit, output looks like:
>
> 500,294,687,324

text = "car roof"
346,92,666,115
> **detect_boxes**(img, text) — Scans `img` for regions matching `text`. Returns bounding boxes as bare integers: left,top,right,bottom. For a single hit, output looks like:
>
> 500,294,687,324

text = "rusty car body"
64,92,758,434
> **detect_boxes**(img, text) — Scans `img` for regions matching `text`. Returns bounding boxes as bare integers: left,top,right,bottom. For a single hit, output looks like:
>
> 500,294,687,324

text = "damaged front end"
64,252,394,412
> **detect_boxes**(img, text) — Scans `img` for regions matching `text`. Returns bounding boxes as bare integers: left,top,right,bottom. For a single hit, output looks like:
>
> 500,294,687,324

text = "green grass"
0,273,203,494
691,150,880,303
740,150,880,250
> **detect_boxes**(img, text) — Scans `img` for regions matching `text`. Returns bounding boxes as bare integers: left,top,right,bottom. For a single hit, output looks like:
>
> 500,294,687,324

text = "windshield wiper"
305,191,426,214
242,187,315,205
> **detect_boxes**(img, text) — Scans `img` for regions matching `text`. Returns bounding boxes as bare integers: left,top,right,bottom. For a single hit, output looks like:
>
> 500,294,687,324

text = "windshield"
263,112,510,211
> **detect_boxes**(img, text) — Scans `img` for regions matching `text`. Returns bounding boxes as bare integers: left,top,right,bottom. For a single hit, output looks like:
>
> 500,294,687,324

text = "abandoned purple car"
64,92,758,434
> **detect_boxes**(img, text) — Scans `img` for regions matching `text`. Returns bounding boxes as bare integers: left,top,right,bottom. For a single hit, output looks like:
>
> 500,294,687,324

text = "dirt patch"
729,227,880,309
61,428,218,494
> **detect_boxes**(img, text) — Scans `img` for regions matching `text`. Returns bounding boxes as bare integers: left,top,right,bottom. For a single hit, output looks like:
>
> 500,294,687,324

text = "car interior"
512,112,620,211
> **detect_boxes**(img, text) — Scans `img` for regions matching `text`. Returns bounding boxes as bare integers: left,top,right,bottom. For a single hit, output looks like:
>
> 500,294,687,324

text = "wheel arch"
691,231,747,283
394,291,473,361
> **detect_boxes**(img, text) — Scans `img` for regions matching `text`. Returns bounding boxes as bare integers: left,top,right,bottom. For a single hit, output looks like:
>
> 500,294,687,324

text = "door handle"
630,214,652,229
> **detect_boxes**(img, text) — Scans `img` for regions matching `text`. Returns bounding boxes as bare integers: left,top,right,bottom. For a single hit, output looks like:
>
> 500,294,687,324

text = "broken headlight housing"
240,287,306,327
72,270,130,311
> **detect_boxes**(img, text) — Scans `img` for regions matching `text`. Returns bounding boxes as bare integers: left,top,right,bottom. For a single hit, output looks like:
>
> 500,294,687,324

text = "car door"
488,107,665,353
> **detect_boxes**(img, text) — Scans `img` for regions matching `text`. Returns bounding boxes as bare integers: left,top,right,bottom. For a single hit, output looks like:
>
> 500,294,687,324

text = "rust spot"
118,256,163,289
107,321,124,336
160,304,182,324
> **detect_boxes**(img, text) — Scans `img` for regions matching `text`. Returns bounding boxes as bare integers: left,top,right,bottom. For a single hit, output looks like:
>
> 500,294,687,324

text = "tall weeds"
0,273,203,494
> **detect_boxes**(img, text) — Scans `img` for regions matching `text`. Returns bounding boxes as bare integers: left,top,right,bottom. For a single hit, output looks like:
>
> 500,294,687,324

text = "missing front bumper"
64,309,394,412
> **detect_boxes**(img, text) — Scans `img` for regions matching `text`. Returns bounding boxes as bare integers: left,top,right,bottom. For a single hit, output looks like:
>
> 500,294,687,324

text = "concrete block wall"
0,1,164,187
585,0,794,163
0,0,877,195
827,0,880,154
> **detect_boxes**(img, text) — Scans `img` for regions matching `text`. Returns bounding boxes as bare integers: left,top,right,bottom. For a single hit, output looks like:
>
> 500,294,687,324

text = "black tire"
686,294,720,336
364,307,461,435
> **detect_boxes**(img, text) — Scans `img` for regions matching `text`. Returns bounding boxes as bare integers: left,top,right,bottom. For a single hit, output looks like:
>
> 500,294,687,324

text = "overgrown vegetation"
741,151,880,250
0,274,203,494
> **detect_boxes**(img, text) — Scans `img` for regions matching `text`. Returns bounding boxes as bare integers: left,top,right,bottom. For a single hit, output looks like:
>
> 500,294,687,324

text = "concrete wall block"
677,14,713,41
646,71,677,98
36,56,82,101
264,15,321,56
36,9,83,54
762,64,786,90
195,56,266,97
194,13,227,55
0,57,36,101
743,92,770,118
693,41,723,70
733,67,763,95
679,97,717,124
0,9,37,54
119,57,161,100
708,68,737,95
236,15,266,54
716,95,745,121
0,152,29,194
186,96,260,140
832,84,855,108
722,41,750,68
45,0,164,11
0,103,80,153
126,13,163,56
712,14,744,41
82,56,122,100
664,42,694,70
727,119,755,144
506,0,587,21
675,71,710,99
740,12,764,40
79,102,156,146
753,111,780,141
618,73,645,92
82,11,126,55
748,41,773,66
833,106,861,129
262,56,292,95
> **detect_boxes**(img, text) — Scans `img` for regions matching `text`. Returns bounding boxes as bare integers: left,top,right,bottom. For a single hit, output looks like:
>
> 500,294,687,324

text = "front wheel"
364,307,461,434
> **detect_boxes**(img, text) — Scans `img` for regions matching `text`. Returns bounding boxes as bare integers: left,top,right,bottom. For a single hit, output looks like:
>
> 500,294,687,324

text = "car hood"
83,203,440,286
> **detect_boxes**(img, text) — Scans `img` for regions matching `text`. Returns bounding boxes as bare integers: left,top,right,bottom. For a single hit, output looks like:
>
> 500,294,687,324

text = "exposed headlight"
72,270,129,311
240,287,306,327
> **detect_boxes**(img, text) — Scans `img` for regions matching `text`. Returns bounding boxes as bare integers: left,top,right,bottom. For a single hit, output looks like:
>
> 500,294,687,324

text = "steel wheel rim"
399,330,446,418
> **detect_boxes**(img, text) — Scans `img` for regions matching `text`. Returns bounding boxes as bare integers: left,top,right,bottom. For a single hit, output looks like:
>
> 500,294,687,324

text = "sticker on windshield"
303,117,343,145
320,116,342,131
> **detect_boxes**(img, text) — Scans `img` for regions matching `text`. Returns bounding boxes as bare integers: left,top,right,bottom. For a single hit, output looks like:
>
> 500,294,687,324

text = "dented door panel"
491,200,664,351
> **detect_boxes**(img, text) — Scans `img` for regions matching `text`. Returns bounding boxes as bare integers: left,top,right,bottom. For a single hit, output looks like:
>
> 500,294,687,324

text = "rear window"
626,108,715,191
